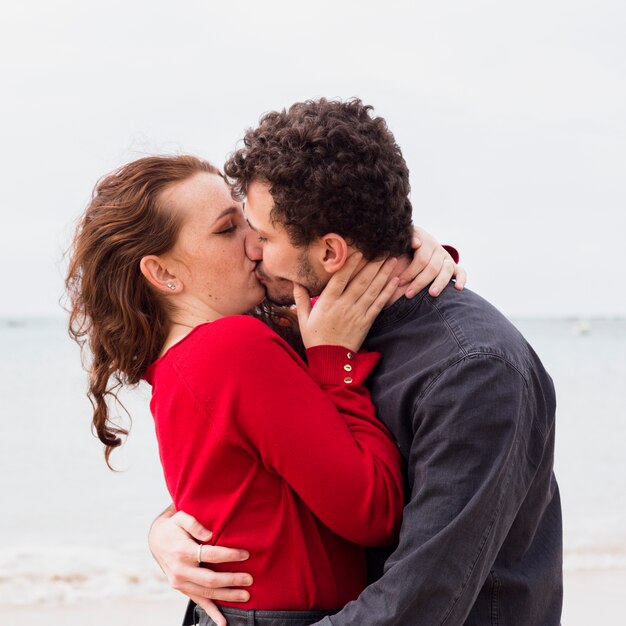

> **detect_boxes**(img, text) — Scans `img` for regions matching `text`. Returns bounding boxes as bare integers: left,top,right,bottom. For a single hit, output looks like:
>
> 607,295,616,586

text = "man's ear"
139,255,180,293
310,234,350,274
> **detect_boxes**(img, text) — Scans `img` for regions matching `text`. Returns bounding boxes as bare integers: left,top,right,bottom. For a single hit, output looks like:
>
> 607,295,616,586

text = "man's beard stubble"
257,250,325,307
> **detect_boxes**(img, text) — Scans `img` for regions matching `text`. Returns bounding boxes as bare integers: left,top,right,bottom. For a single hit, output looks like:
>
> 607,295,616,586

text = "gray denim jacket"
315,284,562,626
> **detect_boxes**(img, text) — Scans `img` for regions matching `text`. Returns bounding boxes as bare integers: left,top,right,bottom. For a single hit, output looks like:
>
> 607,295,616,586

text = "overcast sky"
1,0,624,318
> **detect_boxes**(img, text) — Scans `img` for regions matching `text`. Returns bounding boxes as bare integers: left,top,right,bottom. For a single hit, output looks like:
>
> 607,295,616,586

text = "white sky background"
0,0,624,318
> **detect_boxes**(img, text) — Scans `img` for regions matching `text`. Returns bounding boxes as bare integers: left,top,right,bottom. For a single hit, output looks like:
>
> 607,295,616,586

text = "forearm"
237,340,403,545
318,357,543,626
319,465,523,626
155,502,176,521
299,345,405,544
149,503,175,559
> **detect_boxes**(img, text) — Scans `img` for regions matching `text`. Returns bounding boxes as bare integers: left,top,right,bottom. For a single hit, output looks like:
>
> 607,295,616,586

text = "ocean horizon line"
2,313,625,327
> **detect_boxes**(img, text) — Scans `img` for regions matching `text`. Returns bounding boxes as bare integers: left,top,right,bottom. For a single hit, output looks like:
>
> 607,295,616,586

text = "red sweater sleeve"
443,244,459,263
188,317,403,547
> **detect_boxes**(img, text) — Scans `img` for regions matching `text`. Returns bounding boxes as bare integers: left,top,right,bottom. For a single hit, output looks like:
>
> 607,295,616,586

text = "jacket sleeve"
315,354,553,625
207,317,404,547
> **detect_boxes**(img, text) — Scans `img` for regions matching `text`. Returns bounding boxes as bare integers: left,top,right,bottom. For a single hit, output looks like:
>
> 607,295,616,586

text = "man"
150,99,562,625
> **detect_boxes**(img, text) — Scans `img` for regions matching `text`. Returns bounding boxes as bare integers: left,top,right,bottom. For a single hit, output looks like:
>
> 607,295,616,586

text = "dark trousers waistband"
188,602,336,626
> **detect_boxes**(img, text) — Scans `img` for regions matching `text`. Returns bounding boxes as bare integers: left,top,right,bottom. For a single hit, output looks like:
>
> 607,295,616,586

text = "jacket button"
344,377,353,384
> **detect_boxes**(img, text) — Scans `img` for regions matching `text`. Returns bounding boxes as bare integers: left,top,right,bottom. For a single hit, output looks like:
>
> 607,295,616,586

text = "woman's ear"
139,255,180,293
312,233,350,274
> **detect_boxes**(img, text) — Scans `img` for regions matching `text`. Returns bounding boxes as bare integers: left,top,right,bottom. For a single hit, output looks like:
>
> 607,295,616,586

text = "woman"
66,155,460,626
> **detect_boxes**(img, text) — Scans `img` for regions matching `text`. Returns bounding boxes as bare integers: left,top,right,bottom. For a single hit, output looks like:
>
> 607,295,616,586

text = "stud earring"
167,283,176,291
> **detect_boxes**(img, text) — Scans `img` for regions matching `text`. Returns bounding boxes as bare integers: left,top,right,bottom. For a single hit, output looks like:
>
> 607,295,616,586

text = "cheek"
265,246,289,273
194,248,230,288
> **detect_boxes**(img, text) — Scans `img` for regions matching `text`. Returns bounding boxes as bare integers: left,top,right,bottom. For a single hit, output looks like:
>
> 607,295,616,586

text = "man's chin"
256,275,297,307
266,290,296,307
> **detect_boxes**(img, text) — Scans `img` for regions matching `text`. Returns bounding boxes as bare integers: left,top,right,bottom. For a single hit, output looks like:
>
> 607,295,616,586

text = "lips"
254,265,269,283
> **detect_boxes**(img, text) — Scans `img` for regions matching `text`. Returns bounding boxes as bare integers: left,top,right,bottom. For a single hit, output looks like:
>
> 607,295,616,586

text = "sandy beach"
0,596,187,626
561,568,625,624
0,569,622,625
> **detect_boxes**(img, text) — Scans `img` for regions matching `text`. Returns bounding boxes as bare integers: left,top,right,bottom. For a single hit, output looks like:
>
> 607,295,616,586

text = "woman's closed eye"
214,222,237,235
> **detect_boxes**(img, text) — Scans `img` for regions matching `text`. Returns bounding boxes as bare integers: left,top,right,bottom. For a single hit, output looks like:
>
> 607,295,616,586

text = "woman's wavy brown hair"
66,155,302,468
66,155,219,466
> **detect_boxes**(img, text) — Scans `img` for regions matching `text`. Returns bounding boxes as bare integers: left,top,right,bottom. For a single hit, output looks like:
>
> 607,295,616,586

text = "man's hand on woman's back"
149,505,252,626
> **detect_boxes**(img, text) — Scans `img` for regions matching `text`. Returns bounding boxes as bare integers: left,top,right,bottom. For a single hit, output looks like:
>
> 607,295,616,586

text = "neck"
171,296,221,327
159,323,192,358
160,299,219,357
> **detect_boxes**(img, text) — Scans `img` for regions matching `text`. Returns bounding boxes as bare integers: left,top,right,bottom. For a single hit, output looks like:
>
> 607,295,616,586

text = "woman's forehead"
163,172,239,220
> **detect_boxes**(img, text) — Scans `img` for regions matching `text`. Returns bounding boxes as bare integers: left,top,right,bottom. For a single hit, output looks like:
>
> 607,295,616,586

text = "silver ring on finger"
197,543,204,564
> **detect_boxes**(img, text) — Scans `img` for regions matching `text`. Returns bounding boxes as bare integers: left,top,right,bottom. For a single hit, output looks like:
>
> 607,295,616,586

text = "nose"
244,228,262,262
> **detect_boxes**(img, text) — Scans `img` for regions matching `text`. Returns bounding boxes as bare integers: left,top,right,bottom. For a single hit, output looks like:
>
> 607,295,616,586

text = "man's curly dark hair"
224,98,414,259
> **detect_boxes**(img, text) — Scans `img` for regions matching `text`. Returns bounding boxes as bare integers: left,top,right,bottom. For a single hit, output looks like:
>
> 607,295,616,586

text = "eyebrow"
212,206,238,225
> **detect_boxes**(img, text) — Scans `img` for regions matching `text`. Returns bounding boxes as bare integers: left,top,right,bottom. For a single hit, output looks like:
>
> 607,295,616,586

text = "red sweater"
144,315,403,610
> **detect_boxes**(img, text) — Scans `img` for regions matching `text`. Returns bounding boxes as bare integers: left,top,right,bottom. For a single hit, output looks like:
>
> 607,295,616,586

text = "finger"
320,251,363,299
428,258,455,297
454,266,467,290
351,257,398,308
189,597,228,626
404,260,440,298
341,257,389,303
293,283,312,329
397,246,431,286
169,567,254,600
362,276,400,322
178,575,253,601
198,585,251,602
172,510,212,542
412,225,431,249
411,232,422,249
198,544,250,565
400,227,438,285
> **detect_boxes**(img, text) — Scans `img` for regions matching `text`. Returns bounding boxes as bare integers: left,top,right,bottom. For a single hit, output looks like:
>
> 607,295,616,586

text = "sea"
0,316,625,606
